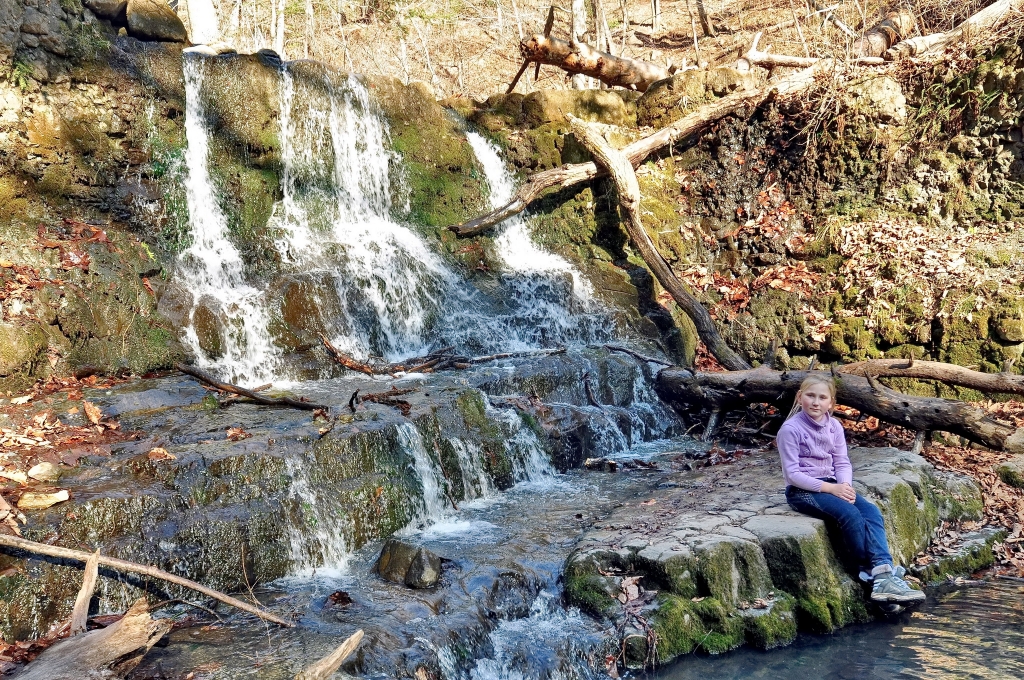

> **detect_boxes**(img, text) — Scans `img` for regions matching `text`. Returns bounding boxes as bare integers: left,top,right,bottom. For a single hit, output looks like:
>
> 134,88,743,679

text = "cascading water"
178,56,280,385
177,56,619,383
465,132,609,348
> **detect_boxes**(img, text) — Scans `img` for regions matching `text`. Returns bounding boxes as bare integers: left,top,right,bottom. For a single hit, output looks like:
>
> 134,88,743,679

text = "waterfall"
177,56,616,383
397,422,450,528
465,131,610,348
179,56,280,386
283,454,350,578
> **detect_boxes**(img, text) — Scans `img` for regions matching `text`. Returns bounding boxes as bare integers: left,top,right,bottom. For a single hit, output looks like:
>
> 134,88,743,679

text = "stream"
107,53,1024,679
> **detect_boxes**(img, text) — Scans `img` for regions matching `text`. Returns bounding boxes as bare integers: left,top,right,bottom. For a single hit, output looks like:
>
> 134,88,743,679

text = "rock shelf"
563,445,987,666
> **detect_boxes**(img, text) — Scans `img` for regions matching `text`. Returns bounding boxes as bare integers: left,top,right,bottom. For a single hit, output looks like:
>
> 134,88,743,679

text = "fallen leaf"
10,395,32,406
83,401,103,425
17,490,69,510
226,426,251,441
147,447,175,461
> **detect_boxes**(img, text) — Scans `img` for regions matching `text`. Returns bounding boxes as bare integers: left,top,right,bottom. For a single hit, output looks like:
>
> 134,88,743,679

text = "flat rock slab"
564,446,986,667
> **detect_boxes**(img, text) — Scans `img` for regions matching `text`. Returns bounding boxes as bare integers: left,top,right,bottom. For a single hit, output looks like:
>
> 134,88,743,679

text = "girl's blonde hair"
787,374,837,419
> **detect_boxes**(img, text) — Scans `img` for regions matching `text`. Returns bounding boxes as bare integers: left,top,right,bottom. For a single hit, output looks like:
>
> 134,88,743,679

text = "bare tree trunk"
571,0,589,88
186,0,222,44
275,0,286,56
519,34,670,91
696,0,715,36
652,0,661,34
304,0,315,58
656,367,1024,453
567,114,751,370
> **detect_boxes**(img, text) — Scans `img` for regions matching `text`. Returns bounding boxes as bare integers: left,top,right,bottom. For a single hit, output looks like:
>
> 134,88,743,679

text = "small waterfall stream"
179,57,281,385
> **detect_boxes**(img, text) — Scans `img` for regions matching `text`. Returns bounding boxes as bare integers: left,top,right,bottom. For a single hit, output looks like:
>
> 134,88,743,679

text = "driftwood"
176,363,328,412
852,9,915,57
69,549,100,636
739,31,887,70
838,358,1024,395
655,367,1024,453
0,534,295,627
295,629,364,680
886,0,1024,59
603,344,673,366
519,34,671,91
566,113,751,370
17,598,171,680
451,63,822,238
349,387,418,416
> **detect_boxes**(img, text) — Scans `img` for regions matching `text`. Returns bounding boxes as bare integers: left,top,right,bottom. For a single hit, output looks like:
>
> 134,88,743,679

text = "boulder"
126,0,187,42
375,538,442,589
846,75,907,122
84,0,128,23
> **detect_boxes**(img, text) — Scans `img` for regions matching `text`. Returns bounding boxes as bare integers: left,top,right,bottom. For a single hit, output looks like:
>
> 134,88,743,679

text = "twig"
176,363,328,412
0,534,294,627
583,372,604,409
468,347,567,363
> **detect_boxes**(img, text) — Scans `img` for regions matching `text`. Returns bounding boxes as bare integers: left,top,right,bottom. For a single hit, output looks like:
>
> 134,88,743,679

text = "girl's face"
798,384,834,422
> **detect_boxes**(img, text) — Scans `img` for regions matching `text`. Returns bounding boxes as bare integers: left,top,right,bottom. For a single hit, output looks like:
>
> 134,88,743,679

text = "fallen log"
655,367,1024,453
295,629,364,680
519,34,671,91
838,358,1024,395
885,0,1024,59
567,113,751,370
450,63,823,238
0,534,295,627
852,9,916,57
17,598,171,680
176,363,329,412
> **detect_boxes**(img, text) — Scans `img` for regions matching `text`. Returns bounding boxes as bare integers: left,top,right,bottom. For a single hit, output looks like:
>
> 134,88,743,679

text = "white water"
466,131,607,347
397,422,450,529
283,454,350,578
179,57,280,385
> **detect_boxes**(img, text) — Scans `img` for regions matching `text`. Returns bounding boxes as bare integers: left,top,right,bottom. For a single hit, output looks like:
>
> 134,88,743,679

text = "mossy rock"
995,454,1024,488
198,52,282,167
519,89,638,127
366,76,488,228
741,592,798,650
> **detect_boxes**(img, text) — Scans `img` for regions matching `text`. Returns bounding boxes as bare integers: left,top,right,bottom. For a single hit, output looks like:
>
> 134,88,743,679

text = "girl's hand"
822,482,856,503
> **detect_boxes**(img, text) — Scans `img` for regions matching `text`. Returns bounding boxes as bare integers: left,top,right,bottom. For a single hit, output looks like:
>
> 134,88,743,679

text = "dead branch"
740,31,818,69
70,549,99,636
17,598,171,680
319,333,381,375
450,64,823,237
656,367,1024,453
886,0,1024,59
468,347,567,363
852,9,916,57
583,371,604,408
838,358,1024,395
295,629,364,680
176,363,328,412
519,34,671,91
0,534,295,627
566,113,752,370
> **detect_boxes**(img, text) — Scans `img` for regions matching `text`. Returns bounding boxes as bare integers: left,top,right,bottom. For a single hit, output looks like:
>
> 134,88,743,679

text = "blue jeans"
786,482,893,572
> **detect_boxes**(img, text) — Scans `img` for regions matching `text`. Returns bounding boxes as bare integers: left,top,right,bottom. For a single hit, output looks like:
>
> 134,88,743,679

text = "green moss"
742,594,798,650
649,594,744,661
564,566,619,619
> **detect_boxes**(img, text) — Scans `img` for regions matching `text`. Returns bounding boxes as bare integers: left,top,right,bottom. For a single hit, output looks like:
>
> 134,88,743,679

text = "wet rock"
20,8,51,35
375,538,442,589
126,0,187,42
191,298,225,359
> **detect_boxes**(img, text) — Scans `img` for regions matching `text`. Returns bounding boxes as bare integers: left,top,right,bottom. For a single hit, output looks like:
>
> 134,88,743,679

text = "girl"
777,374,925,604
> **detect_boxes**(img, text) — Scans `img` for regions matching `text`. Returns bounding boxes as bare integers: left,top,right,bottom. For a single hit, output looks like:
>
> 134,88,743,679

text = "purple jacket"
776,410,852,492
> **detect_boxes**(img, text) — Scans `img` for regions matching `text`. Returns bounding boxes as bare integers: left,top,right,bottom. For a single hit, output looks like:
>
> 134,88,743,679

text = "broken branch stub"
852,9,915,58
565,113,751,371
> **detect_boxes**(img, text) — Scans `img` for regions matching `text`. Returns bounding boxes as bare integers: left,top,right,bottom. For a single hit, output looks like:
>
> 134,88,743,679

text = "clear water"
652,580,1024,680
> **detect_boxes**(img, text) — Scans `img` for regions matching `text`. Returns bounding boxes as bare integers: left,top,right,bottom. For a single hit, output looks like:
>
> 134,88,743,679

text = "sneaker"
859,566,906,583
871,571,925,604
